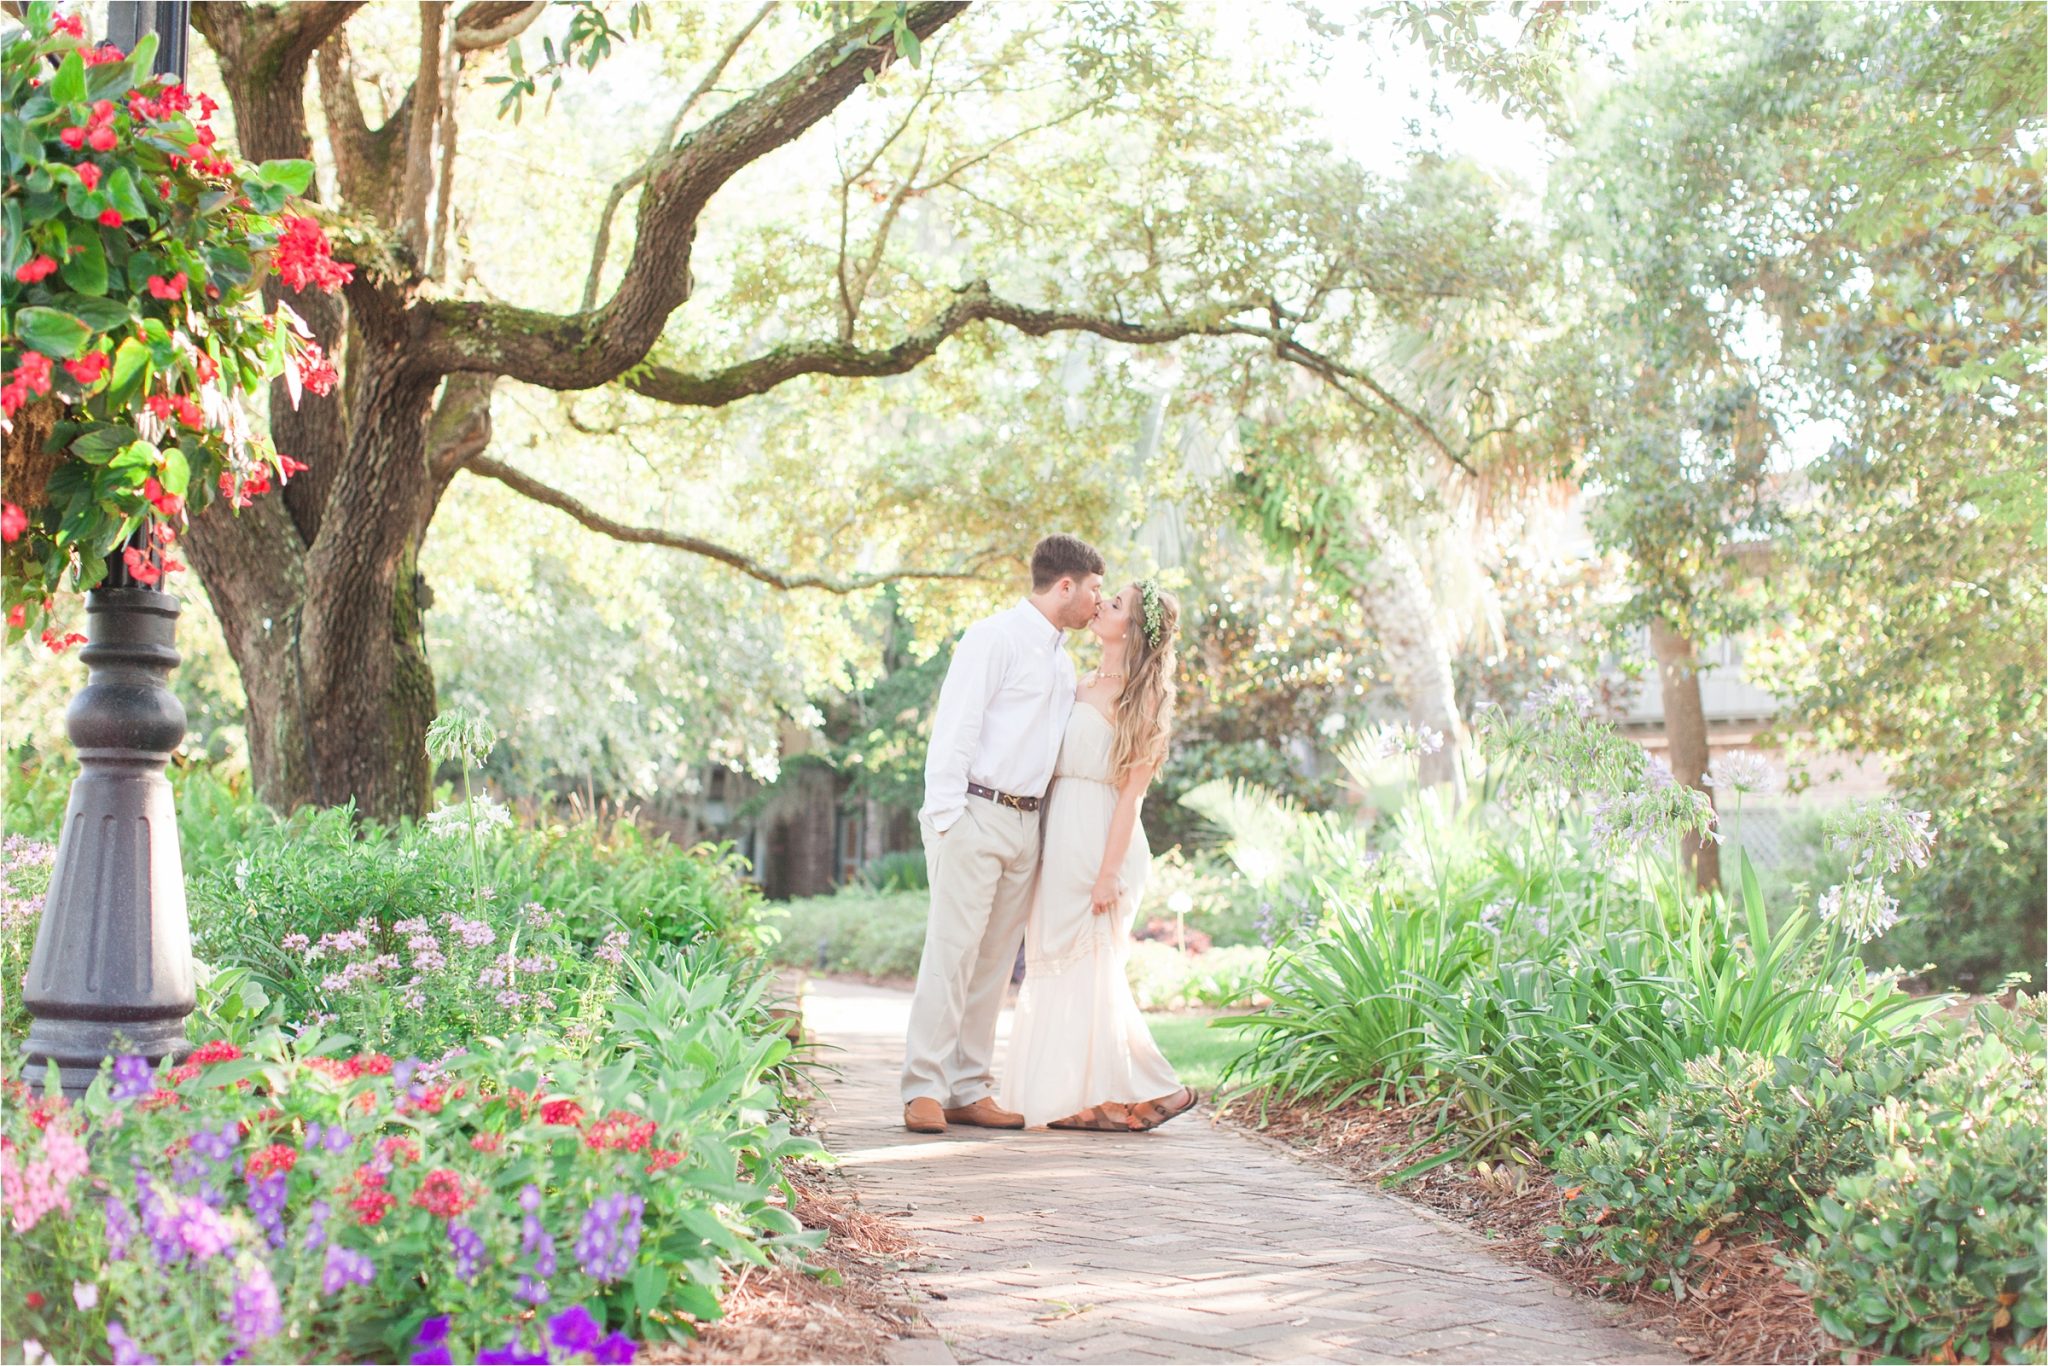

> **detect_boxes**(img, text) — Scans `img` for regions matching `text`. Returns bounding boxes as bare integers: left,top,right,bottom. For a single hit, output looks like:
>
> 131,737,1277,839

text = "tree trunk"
1649,617,1720,891
182,358,444,824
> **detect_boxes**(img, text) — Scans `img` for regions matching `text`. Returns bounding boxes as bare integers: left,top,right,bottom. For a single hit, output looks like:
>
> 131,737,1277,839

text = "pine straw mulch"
649,1160,936,1365
1211,1094,1828,1365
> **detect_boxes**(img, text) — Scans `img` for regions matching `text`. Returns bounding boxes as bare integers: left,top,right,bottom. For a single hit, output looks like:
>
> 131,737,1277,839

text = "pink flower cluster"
0,1118,89,1232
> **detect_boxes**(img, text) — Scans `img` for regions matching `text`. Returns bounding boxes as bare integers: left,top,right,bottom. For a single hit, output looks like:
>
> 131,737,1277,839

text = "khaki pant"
901,798,1039,1107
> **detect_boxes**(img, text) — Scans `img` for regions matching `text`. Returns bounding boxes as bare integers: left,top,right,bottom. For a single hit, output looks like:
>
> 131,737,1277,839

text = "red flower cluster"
469,1132,505,1154
79,43,125,68
146,272,188,301
397,1080,466,1117
377,1135,421,1166
274,216,354,294
126,79,194,123
14,254,57,284
410,1168,475,1220
245,1144,298,1182
141,476,184,519
342,1165,396,1226
63,351,108,385
191,1040,243,1065
59,98,120,154
539,1099,587,1128
3,351,54,416
583,1111,657,1154
644,1149,684,1175
143,390,204,430
294,343,339,397
217,466,273,510
306,1051,396,1083
2,503,26,544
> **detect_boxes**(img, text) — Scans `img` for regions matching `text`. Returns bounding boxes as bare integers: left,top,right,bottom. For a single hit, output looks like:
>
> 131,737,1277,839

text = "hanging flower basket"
1,1,349,645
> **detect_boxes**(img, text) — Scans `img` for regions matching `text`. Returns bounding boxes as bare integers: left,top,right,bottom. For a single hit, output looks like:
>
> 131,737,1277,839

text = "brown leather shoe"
944,1097,1025,1129
903,1098,947,1134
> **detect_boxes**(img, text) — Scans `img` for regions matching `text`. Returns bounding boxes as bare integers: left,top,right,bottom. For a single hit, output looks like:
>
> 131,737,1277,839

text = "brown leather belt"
966,782,1041,812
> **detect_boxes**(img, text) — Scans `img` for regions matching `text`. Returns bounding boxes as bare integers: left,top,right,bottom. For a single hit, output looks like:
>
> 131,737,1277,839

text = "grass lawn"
1145,1011,1256,1095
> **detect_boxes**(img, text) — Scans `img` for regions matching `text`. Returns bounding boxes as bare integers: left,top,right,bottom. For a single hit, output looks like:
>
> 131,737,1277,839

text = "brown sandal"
1129,1087,1199,1132
1048,1103,1135,1132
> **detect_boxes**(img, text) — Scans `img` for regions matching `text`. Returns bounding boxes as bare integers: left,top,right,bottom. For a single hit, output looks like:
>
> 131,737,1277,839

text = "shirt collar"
1016,599,1064,649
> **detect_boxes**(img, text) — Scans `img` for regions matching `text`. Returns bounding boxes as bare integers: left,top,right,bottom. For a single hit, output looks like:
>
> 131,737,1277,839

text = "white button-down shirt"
921,601,1077,832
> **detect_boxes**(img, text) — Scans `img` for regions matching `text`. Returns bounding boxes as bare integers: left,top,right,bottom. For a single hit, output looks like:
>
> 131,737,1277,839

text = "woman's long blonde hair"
1108,582,1180,785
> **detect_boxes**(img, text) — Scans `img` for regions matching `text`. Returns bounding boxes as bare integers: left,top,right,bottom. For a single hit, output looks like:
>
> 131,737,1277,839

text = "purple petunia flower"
593,1332,637,1365
515,1273,551,1307
104,1196,136,1260
573,1192,644,1284
190,1121,239,1164
415,1316,451,1346
173,1197,237,1261
546,1305,602,1356
247,1172,289,1248
322,1244,376,1296
111,1054,153,1102
302,1198,333,1254
449,1222,486,1284
107,1320,159,1366
409,1348,453,1366
223,1260,283,1348
477,1339,550,1366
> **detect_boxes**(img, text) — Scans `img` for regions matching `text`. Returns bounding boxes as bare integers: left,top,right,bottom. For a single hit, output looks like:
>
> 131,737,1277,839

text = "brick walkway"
804,979,1682,1365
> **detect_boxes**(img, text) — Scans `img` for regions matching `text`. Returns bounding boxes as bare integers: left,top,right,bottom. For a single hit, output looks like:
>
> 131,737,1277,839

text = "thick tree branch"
425,374,497,507
620,281,1475,471
464,455,999,592
580,1,777,311
399,2,445,256
419,1,966,384
453,0,546,52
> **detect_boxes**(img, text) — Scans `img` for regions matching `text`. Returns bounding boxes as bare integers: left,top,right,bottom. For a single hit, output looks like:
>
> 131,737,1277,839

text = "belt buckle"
1000,792,1021,811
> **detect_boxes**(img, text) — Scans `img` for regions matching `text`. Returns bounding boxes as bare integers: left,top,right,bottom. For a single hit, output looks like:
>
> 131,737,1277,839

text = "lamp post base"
20,585,194,1100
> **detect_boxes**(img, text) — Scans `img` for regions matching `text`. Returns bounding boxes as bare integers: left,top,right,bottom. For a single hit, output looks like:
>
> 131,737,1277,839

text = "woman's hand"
1089,870,1123,917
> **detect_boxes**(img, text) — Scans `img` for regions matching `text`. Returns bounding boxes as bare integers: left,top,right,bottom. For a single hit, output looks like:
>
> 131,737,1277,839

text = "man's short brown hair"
1030,534,1105,592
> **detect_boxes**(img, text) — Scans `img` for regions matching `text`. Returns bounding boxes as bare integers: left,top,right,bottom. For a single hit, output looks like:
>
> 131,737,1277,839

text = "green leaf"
50,50,86,106
60,228,107,295
66,294,133,335
110,440,159,472
124,32,160,84
14,305,93,358
159,446,190,497
69,427,134,458
254,159,315,194
106,167,150,222
106,337,149,408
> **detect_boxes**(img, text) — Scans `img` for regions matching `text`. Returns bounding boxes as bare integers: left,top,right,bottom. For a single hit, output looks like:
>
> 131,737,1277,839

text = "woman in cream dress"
1000,581,1199,1132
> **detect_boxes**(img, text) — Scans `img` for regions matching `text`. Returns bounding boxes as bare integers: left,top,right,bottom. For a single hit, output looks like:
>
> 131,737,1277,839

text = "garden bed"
659,1163,935,1365
1211,1096,1824,1364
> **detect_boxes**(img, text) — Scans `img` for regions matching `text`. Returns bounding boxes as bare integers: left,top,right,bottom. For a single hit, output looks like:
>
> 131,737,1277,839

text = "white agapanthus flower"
1817,877,1902,944
425,794,512,840
1707,750,1778,796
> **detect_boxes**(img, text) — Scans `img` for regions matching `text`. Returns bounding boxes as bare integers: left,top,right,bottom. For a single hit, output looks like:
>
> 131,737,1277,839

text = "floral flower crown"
1138,579,1165,650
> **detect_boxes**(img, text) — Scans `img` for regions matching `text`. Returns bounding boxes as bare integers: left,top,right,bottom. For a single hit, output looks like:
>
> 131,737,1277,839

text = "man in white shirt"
902,534,1105,1133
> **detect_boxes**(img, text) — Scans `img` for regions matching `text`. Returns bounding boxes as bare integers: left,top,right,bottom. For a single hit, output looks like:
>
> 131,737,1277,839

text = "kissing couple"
900,534,1198,1135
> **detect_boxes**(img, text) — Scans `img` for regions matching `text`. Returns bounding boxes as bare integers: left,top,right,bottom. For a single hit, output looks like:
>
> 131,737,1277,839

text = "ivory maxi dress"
1000,703,1182,1126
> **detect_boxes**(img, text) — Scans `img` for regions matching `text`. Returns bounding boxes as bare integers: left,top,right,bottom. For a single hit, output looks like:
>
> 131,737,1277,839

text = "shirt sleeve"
922,623,1005,832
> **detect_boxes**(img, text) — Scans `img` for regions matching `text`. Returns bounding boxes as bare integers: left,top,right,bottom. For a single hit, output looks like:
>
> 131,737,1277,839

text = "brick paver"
806,979,1682,1366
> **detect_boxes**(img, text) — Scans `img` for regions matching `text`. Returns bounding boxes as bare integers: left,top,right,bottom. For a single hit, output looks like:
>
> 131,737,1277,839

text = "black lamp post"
20,1,196,1098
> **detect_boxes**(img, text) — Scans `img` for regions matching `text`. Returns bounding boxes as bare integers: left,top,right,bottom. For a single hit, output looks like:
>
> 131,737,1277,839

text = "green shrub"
1792,1006,2048,1364
856,850,929,893
770,888,928,979
1414,857,1934,1154
1551,1032,1950,1293
1220,888,1485,1106
1124,941,1269,1011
